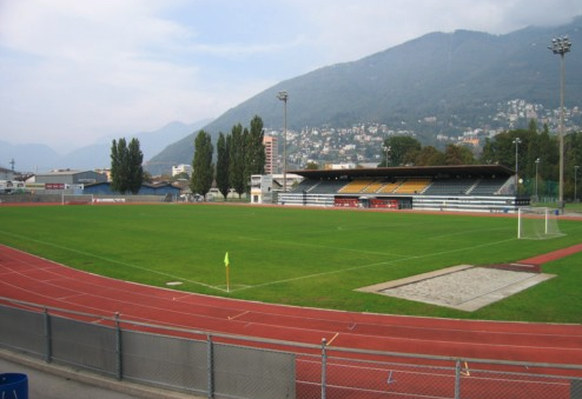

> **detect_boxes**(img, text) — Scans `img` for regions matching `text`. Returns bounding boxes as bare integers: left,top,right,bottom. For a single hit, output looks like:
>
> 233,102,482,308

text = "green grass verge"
1,204,581,323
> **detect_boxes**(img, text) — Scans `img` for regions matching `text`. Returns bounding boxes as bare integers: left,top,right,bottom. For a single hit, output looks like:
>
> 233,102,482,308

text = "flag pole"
224,252,230,293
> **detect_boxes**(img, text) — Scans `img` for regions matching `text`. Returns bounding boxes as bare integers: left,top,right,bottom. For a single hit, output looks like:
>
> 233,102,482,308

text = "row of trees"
191,115,266,199
379,136,477,167
379,121,582,199
110,138,144,194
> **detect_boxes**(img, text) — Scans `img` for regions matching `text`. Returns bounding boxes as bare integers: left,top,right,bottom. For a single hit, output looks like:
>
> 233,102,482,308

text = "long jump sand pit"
358,265,555,311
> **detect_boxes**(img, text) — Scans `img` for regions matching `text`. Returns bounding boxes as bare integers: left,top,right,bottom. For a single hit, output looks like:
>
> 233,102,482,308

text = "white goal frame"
517,207,564,240
62,193,94,205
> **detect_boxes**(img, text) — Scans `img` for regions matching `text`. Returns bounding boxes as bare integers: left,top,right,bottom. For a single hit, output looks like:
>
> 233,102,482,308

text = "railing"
1,298,581,399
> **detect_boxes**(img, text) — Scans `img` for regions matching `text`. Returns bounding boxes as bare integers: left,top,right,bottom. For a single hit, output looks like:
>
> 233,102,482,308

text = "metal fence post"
115,312,122,381
43,308,52,363
454,359,461,399
207,334,214,399
321,338,327,399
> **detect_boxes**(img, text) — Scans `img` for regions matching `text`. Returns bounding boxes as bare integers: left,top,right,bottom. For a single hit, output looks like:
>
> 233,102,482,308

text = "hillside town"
267,99,581,170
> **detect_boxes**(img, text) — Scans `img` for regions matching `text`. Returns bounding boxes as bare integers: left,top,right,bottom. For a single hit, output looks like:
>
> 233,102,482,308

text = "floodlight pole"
277,91,288,193
575,165,580,203
536,158,540,201
382,145,391,167
549,35,572,212
513,137,521,195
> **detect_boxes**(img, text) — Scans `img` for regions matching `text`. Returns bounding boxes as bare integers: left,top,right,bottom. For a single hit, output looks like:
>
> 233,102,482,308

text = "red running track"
1,244,581,367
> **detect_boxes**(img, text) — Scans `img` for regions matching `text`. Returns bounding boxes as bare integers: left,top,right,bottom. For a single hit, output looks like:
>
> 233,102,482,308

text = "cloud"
0,0,259,149
1,0,581,151
298,0,582,65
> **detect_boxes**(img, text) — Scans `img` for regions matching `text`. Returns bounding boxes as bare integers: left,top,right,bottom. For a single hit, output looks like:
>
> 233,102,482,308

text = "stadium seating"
394,178,432,194
308,180,350,194
292,179,320,193
361,180,385,193
338,179,374,193
469,178,507,195
377,180,404,193
423,179,476,195
334,198,360,207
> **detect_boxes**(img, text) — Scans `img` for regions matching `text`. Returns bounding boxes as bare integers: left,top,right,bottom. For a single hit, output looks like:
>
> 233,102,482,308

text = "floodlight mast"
277,91,288,193
535,157,540,201
513,137,521,195
575,165,580,203
549,35,572,212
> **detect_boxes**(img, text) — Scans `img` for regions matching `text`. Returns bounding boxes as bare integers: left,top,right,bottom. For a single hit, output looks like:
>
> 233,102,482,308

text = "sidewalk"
0,350,199,399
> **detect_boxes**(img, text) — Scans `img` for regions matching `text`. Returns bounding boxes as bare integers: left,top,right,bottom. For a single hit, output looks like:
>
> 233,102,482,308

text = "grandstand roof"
289,164,514,180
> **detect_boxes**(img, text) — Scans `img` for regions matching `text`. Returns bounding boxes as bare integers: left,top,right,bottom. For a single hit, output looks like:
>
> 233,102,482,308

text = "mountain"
4,120,211,174
149,17,582,173
59,120,212,172
0,141,60,173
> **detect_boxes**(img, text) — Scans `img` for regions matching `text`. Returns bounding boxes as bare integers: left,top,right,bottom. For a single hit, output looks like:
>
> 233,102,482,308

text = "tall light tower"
549,35,572,211
575,165,580,203
513,137,522,195
536,158,540,201
382,145,391,167
277,91,288,192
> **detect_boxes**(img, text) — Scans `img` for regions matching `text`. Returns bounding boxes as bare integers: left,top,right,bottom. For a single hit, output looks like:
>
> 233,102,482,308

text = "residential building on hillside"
172,164,192,177
263,135,278,174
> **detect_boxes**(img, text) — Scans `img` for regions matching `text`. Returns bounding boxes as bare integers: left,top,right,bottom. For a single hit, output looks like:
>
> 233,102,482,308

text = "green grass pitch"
1,204,581,323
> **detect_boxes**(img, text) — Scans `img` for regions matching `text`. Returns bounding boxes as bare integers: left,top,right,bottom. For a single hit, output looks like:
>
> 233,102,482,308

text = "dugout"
278,164,526,213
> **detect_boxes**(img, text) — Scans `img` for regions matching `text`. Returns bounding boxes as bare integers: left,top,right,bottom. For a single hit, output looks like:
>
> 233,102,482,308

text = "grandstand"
279,165,527,212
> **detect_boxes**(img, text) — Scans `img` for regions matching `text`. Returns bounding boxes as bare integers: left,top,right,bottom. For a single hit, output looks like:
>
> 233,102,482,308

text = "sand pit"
357,265,555,311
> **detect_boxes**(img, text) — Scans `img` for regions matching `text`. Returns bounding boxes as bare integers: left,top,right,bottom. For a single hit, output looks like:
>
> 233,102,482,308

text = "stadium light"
549,35,572,212
536,158,540,201
575,165,580,203
277,91,288,193
513,137,522,195
382,145,391,167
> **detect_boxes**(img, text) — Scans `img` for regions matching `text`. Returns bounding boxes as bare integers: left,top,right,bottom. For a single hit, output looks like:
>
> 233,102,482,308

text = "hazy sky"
1,0,580,153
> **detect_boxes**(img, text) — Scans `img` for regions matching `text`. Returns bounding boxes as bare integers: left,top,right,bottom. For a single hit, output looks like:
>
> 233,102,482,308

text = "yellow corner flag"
224,252,230,293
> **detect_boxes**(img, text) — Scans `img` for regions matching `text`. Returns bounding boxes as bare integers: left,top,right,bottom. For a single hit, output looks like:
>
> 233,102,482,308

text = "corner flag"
224,252,230,293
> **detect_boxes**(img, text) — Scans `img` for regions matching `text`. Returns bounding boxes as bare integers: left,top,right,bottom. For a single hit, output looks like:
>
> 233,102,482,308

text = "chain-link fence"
0,193,172,204
1,300,581,399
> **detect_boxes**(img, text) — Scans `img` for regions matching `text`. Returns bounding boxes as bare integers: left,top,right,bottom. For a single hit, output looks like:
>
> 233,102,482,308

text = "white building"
250,175,273,204
172,164,192,177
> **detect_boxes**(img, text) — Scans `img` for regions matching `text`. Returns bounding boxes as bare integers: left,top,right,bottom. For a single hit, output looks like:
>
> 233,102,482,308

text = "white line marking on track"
228,311,250,320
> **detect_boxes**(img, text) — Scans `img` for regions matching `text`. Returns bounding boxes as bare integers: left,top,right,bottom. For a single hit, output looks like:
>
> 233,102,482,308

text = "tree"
110,137,143,194
305,161,319,170
110,138,125,193
229,123,246,197
413,146,445,166
190,130,214,199
142,170,153,183
216,132,230,200
170,172,189,181
565,131,582,200
444,144,476,165
382,136,421,166
127,138,144,194
244,115,266,193
538,124,558,184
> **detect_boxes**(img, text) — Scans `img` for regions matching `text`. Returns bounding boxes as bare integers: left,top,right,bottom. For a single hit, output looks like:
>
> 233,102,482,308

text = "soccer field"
1,203,581,323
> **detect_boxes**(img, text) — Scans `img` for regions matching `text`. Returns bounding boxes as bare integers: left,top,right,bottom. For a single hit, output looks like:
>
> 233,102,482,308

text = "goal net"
517,207,564,240
62,193,94,205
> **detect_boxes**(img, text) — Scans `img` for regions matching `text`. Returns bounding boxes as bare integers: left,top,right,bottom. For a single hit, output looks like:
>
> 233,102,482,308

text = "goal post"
62,193,94,205
517,207,564,240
